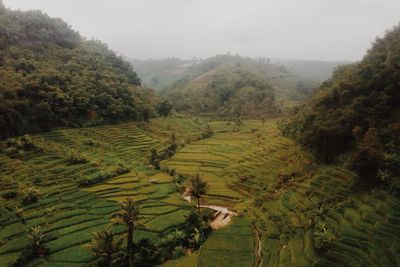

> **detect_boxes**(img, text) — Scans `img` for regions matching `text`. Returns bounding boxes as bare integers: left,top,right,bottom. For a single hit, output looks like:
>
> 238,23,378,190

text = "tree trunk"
105,254,111,267
127,223,133,267
197,197,200,216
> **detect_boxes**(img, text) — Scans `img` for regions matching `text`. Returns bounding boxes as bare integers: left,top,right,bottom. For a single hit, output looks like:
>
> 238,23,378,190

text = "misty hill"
274,58,346,83
156,54,322,117
130,58,193,91
163,65,277,117
281,24,400,189
0,4,159,138
131,56,342,95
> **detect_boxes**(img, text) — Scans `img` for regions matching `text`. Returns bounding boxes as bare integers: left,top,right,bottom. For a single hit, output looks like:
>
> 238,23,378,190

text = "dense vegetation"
138,55,321,102
281,24,400,189
132,56,342,97
1,1,400,266
0,4,161,138
162,62,279,118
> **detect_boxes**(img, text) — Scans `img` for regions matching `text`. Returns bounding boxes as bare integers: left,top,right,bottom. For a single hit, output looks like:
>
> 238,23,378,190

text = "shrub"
201,123,214,138
134,238,163,267
66,151,89,164
2,190,17,200
12,226,48,266
78,167,130,187
20,186,39,205
82,138,99,146
171,246,186,259
2,135,38,159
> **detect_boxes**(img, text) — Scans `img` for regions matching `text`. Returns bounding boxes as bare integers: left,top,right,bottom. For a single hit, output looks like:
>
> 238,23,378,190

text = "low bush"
66,151,89,164
82,138,99,146
78,167,130,187
2,190,17,200
20,186,39,206
1,135,39,159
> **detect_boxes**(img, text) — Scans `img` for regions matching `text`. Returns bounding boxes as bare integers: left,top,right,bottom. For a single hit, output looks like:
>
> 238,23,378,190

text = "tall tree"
84,228,122,267
187,175,209,216
112,199,140,267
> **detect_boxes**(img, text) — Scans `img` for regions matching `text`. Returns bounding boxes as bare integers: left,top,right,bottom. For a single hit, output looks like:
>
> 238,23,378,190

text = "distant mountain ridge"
130,56,344,93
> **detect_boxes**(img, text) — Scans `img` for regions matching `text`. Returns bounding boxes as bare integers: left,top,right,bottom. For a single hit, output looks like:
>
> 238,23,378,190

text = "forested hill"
281,24,400,190
158,54,318,118
0,3,160,138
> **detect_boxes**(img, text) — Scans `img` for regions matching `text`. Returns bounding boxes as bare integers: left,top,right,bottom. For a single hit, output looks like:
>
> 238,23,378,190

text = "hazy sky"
4,0,400,61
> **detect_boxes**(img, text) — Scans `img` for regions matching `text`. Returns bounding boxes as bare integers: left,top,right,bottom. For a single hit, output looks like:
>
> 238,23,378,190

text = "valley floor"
0,117,399,266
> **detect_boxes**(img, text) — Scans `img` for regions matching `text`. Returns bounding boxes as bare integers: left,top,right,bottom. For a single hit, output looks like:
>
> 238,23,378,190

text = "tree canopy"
0,6,159,138
281,23,400,186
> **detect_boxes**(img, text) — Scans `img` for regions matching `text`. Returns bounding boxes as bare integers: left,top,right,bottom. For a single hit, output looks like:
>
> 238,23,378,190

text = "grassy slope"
162,119,400,267
0,117,202,266
1,118,399,266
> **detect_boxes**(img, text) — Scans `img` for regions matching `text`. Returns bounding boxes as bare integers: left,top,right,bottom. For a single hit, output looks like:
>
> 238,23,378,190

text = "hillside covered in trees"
132,56,343,95
158,55,320,118
0,3,160,138
281,24,400,191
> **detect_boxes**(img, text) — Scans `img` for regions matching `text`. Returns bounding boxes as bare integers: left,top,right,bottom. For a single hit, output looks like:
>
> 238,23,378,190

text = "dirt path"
252,224,262,267
201,204,237,229
182,192,237,229
182,191,261,264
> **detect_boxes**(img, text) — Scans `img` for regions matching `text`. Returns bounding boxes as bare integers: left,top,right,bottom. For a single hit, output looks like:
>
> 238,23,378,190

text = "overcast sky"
4,0,400,61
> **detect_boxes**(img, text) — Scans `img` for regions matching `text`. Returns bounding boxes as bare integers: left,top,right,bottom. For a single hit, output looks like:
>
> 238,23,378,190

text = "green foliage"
0,6,160,138
157,99,173,117
1,135,38,158
282,24,400,186
78,167,130,187
11,226,48,266
20,185,39,205
187,174,209,215
111,199,141,267
84,228,122,267
66,151,88,164
148,139,178,169
26,226,47,256
201,123,214,138
134,238,162,267
162,61,279,117
187,175,209,200
350,127,384,181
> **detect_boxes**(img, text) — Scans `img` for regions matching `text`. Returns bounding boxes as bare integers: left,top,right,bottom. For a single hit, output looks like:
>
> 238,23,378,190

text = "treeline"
0,3,166,138
280,24,400,192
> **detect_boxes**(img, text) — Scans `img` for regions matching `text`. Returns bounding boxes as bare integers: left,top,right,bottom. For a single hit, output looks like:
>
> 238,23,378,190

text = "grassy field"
1,117,399,266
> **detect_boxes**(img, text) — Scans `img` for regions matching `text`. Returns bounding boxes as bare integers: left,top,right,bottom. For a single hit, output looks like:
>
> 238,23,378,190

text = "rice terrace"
1,0,400,266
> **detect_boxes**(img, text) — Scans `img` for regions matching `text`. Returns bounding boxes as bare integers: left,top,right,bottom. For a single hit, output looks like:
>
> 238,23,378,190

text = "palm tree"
84,228,122,267
27,226,46,256
187,175,209,216
111,198,140,267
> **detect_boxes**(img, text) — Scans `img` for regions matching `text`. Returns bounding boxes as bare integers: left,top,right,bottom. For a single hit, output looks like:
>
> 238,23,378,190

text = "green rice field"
1,117,399,266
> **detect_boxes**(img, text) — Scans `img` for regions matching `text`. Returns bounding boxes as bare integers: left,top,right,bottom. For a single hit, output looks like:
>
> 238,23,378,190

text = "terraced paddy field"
0,117,202,266
1,117,400,267
163,119,400,267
